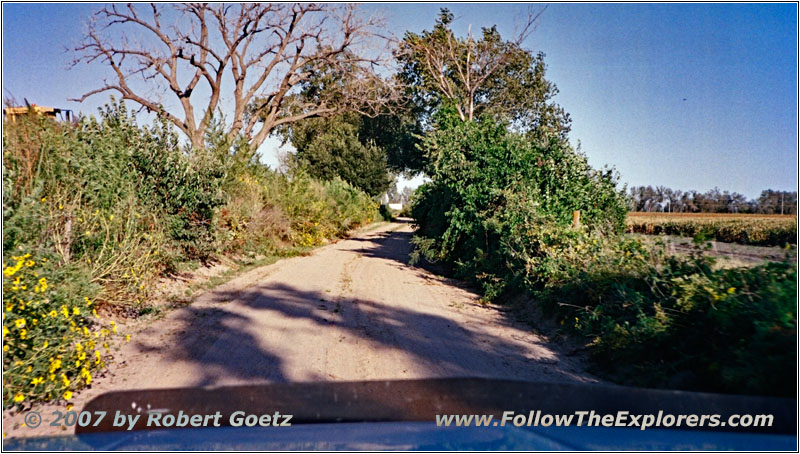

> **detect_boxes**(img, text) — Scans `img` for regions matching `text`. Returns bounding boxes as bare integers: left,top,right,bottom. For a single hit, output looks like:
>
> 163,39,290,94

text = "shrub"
411,107,627,297
3,99,379,410
3,105,166,310
2,253,116,409
131,117,226,262
409,107,796,396
534,238,797,396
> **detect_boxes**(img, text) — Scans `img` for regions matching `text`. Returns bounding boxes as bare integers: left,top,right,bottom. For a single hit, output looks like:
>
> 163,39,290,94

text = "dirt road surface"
4,220,596,438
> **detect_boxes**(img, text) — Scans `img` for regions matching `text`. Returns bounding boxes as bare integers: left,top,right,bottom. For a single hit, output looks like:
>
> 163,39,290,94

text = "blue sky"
3,3,797,198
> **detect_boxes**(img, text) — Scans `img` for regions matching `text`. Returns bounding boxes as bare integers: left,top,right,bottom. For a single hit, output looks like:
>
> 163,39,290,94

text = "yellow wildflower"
64,391,73,400
73,307,80,316
15,319,25,328
3,260,24,277
13,394,25,403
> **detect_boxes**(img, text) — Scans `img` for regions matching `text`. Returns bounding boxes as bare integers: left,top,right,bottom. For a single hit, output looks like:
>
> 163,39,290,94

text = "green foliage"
534,237,797,396
3,98,379,409
131,117,226,261
396,8,571,141
409,107,795,397
411,108,627,297
3,253,117,409
3,103,167,309
288,114,392,197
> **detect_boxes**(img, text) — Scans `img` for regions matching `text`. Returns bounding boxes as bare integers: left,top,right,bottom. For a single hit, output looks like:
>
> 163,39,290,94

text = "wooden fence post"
572,210,581,228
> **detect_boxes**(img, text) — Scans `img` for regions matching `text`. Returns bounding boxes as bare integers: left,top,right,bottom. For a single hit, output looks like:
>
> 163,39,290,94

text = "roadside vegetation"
4,3,795,409
410,108,796,397
405,12,796,397
626,212,796,247
2,102,378,409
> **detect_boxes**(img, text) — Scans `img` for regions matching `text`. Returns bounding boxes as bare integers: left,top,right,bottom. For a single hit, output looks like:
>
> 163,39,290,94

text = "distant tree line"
628,186,797,214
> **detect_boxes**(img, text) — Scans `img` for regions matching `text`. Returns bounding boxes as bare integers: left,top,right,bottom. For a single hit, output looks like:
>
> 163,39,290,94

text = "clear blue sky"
3,3,797,199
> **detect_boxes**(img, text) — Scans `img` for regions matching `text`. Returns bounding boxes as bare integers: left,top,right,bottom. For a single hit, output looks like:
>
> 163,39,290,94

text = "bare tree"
396,7,546,122
71,3,396,150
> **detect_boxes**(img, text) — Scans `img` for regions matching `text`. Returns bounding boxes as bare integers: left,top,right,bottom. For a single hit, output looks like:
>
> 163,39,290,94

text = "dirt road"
4,220,596,437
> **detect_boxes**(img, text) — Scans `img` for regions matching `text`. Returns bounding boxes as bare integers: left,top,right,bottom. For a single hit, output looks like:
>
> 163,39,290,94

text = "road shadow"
131,222,590,390
146,289,588,389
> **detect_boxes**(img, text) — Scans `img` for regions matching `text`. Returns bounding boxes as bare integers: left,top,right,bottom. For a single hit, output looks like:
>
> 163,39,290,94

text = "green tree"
396,8,571,143
288,114,392,197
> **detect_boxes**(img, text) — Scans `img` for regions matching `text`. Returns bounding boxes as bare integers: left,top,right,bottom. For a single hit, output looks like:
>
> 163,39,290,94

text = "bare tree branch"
71,3,397,150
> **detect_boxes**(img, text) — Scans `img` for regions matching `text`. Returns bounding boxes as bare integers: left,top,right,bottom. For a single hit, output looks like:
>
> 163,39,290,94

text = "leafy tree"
288,114,392,197
396,8,571,143
757,190,797,215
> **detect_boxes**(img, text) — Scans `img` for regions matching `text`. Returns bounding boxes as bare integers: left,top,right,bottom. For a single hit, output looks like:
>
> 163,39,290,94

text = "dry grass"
626,212,797,246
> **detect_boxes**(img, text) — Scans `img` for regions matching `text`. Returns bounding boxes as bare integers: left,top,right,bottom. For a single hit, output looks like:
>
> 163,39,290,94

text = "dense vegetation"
411,110,796,396
405,15,796,396
411,108,627,299
5,5,796,410
2,102,378,409
627,213,797,247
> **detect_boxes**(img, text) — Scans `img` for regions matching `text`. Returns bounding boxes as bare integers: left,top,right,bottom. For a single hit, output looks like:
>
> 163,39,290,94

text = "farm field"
626,212,797,247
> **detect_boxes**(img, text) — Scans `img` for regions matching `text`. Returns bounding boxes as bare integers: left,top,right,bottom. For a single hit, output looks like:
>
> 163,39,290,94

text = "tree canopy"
287,114,392,197
395,8,571,142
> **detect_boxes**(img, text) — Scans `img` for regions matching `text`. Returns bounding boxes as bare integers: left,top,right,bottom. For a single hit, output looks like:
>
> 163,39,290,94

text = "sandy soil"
3,220,596,438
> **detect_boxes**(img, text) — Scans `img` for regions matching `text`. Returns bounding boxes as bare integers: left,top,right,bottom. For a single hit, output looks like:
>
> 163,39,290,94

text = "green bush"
411,107,627,298
534,237,797,396
3,99,379,410
131,117,226,262
409,107,796,396
3,104,166,309
3,252,116,409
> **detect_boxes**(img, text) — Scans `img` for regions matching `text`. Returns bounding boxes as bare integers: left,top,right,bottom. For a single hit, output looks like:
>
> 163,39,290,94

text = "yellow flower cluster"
3,253,116,408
